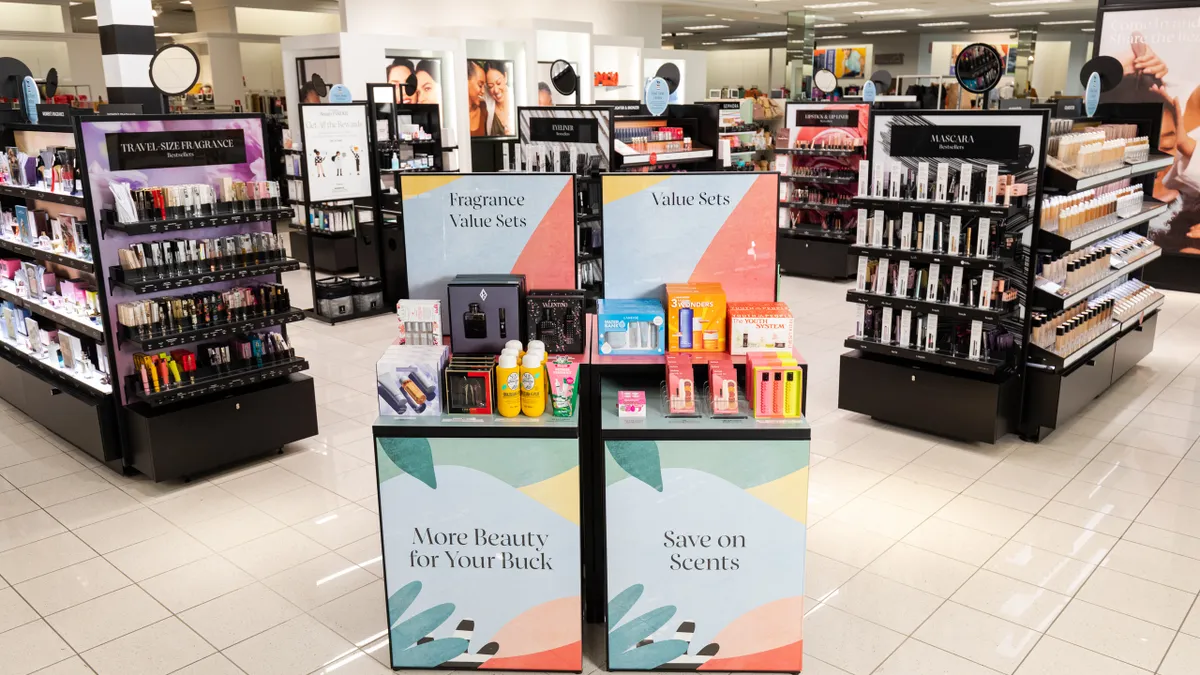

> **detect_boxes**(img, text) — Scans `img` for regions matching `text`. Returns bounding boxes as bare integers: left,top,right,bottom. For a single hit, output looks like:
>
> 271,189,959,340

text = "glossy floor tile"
0,275,1199,673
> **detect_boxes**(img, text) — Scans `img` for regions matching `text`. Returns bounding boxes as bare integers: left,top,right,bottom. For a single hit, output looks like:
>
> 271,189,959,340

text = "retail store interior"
4,1,1200,675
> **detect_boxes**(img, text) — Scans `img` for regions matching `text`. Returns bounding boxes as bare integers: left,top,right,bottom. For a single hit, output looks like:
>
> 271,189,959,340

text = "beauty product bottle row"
787,166,857,181
1108,232,1159,265
1051,131,1106,166
1039,244,1113,291
788,212,851,234
108,179,281,224
116,283,291,338
133,330,294,394
1094,279,1163,324
784,186,851,207
857,209,1009,259
1041,185,1144,236
0,208,91,261
854,303,1015,362
861,159,1017,207
0,145,80,195
116,232,287,281
1076,139,1130,176
1032,298,1115,356
0,259,101,321
857,257,1016,311
784,135,862,151
0,306,105,384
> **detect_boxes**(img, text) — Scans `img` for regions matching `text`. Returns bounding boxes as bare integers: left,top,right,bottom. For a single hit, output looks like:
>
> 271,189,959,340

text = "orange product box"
666,282,727,352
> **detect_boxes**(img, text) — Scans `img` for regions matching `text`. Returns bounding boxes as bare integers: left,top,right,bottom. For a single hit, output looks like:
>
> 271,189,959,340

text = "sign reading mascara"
795,109,859,128
890,124,1019,161
529,117,599,143
107,129,247,170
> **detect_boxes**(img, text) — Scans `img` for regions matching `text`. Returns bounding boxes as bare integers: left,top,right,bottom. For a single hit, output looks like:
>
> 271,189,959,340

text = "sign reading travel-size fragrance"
529,117,599,143
890,125,1019,161
106,129,248,170
795,109,859,128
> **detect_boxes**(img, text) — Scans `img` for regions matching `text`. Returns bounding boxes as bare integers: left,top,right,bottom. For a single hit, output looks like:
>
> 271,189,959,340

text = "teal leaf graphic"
392,604,457,649
608,584,644,628
394,637,471,668
379,437,437,488
610,606,676,655
607,441,663,492
609,639,690,670
387,581,422,628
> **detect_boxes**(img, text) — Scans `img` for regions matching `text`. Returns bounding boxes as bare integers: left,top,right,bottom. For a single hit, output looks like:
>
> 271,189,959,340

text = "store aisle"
0,274,1199,674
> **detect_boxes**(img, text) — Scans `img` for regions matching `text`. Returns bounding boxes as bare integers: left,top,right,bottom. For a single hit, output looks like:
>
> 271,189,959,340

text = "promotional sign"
401,173,576,323
645,77,670,116
794,109,858,128
300,103,371,202
890,124,1020,161
376,436,581,670
604,439,808,672
529,117,599,143
97,103,144,115
105,129,248,171
328,84,353,103
1085,72,1101,118
35,104,72,126
601,173,779,302
862,80,877,104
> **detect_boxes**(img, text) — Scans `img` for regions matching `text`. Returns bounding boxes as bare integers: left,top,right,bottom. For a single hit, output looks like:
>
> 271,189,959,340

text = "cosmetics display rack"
577,174,604,304
1020,107,1172,441
775,103,871,280
0,120,121,462
839,109,1050,443
611,105,721,172
74,113,317,481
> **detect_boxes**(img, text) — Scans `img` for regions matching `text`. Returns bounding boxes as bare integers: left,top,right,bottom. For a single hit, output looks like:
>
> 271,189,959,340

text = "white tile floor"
2,271,1200,674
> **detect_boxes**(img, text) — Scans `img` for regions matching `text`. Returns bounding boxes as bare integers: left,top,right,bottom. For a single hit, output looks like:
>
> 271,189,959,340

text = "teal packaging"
597,299,665,356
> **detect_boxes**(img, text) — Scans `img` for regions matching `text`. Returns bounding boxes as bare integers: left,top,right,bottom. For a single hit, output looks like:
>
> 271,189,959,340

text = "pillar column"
95,0,163,112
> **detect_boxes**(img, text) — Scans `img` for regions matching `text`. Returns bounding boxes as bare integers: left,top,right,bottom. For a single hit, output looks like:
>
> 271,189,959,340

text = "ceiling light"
673,32,694,36
721,17,737,21
816,23,848,28
1040,20,1093,25
702,42,718,45
180,0,192,4
918,21,969,27
991,0,1068,4
722,37,760,42
155,32,179,37
855,8,920,16
68,1,80,5
805,2,876,8
970,28,1015,33
990,11,1049,17
705,13,716,17
83,15,96,20
747,31,788,37
684,25,729,30
817,35,849,40
1082,28,1095,32
863,29,907,34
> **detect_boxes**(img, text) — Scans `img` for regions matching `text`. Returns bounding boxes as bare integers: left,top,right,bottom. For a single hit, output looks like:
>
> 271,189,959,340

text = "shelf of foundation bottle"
780,174,857,186
846,290,1015,324
109,259,301,294
102,206,293,236
1029,322,1124,372
1044,154,1174,194
779,200,854,211
848,245,1010,272
844,337,1005,375
850,196,1022,221
779,226,854,242
1037,201,1167,253
1033,248,1162,310
126,355,310,407
119,308,306,350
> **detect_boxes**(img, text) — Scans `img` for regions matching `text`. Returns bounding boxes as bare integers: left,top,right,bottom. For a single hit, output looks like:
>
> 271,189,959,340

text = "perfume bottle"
537,308,557,343
499,307,507,339
391,152,400,170
463,302,488,339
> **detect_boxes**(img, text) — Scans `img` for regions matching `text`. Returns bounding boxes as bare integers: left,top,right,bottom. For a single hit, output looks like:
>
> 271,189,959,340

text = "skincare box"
728,302,794,355
397,299,443,346
666,283,727,353
548,356,581,418
597,299,665,356
447,274,525,354
617,390,647,417
525,290,585,354
376,345,449,417
666,353,696,415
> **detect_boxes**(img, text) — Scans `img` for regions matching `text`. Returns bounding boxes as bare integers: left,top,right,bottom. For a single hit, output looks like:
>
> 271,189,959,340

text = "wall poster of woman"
468,59,516,137
385,57,443,107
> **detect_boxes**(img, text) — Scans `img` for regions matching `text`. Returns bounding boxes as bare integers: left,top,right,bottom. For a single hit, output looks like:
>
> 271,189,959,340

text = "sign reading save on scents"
401,173,576,324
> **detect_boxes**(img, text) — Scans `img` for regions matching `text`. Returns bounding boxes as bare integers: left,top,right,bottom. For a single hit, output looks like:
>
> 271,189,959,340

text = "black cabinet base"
125,374,318,482
778,234,856,279
0,352,120,462
1143,254,1200,293
289,230,357,273
839,350,1018,443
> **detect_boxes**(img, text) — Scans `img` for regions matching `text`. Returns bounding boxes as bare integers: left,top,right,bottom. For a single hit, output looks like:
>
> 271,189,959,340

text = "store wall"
241,42,286,91
0,35,105,98
234,7,341,37
919,30,1090,96
0,1,65,32
705,49,787,93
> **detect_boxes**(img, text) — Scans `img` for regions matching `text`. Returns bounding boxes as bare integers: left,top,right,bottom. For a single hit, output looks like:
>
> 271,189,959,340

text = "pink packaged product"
59,279,86,305
617,390,647,417
0,259,19,279
708,359,739,416
665,353,695,414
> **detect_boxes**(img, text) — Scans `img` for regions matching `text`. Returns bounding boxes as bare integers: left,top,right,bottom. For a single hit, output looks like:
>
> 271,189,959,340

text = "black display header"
106,129,247,171
35,104,72,126
795,109,859,128
529,118,599,144
890,124,1019,161
98,103,144,116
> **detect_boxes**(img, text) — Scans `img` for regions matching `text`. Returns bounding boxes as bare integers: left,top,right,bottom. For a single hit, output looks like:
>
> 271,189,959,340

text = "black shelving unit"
102,206,293,235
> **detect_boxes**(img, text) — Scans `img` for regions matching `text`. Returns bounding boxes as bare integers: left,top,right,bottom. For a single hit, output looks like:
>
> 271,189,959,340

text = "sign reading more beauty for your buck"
300,103,372,202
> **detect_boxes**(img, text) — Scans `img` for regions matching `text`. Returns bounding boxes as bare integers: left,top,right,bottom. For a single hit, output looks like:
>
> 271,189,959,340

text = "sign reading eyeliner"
890,124,1019,161
106,129,247,170
795,109,859,128
529,117,599,143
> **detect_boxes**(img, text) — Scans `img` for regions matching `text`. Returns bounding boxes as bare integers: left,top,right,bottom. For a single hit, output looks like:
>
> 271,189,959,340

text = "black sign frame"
106,128,248,171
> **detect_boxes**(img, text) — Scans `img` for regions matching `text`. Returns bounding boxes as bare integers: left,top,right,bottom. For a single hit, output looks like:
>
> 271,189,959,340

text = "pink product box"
617,390,647,417
59,280,86,304
0,259,19,279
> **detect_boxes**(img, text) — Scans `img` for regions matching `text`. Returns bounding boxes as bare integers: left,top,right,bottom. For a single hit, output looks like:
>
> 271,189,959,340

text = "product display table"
595,375,810,673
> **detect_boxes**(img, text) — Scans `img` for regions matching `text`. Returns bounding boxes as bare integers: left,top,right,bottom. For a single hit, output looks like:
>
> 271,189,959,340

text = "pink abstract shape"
511,180,576,291
688,174,778,302
482,596,582,665
698,596,803,661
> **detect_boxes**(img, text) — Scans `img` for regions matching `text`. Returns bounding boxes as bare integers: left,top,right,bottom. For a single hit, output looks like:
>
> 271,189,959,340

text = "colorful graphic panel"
401,174,576,324
604,439,809,672
601,173,778,302
376,435,582,671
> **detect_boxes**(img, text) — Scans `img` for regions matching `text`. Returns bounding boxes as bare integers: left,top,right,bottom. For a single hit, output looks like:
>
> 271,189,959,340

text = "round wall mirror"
550,59,577,96
954,43,1004,95
654,62,681,94
1079,56,1123,92
149,44,200,96
813,69,838,94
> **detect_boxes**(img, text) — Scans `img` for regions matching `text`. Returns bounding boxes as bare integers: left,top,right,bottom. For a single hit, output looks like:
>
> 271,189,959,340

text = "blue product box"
597,299,665,356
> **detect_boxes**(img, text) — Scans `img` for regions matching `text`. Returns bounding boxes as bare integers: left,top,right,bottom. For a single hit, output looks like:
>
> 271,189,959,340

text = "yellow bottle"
520,353,546,416
496,354,521,418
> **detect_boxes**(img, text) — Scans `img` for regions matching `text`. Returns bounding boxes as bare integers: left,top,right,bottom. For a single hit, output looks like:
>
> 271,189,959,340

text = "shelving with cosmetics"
774,103,870,280
839,109,1049,443
76,113,317,481
611,104,720,172
0,118,120,462
1021,109,1173,441
709,100,775,171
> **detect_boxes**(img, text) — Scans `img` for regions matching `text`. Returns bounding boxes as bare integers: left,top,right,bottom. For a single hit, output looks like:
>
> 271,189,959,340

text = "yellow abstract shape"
602,175,673,205
401,175,462,199
519,466,580,524
745,467,808,523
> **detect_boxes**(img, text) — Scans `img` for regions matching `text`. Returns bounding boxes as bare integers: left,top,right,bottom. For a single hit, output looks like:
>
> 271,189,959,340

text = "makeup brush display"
1041,184,1144,237
854,303,1016,363
0,145,81,195
132,330,295,395
116,283,292,340
105,179,282,225
115,233,287,283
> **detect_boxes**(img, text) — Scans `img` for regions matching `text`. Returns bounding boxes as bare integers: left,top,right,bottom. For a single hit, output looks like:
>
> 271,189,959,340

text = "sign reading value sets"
529,117,599,143
890,124,1019,161
795,109,859,128
106,129,247,170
